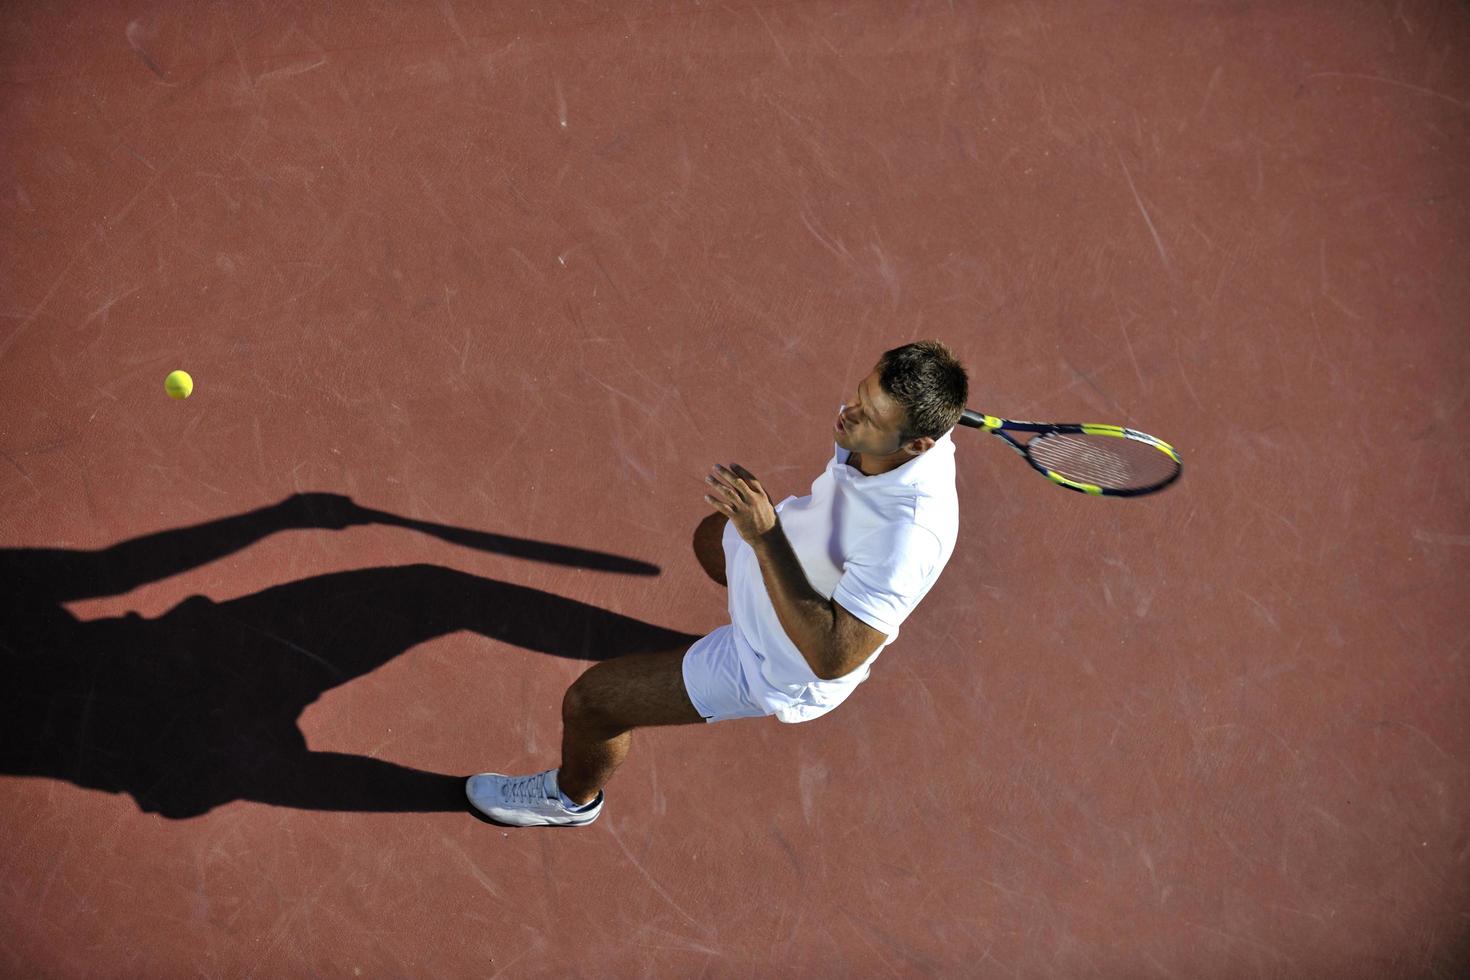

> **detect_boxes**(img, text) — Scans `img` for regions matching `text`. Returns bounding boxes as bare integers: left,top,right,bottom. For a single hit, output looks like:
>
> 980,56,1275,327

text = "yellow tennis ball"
164,370,194,400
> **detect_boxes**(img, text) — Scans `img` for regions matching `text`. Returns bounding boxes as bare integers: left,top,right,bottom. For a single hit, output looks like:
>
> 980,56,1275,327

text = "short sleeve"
831,524,944,637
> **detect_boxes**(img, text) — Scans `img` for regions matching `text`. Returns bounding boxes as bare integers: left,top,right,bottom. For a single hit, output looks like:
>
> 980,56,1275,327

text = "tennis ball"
164,370,194,400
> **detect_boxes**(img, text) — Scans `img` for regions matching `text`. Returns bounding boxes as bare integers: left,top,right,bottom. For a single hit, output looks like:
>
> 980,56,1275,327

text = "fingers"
704,464,766,514
729,464,764,494
717,463,760,488
707,464,748,503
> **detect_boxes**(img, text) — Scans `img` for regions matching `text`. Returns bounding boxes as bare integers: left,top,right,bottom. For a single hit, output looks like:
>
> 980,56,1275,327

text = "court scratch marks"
591,385,657,485
798,208,857,267
485,933,547,980
838,910,904,979
84,285,141,327
986,825,1073,874
1111,298,1146,390
1318,238,1363,320
601,819,712,934
749,5,791,67
0,221,105,360
1248,500,1303,556
435,0,471,48
243,877,337,980
1411,528,1470,547
798,760,829,826
1172,338,1207,413
1303,71,1469,110
589,375,657,421
626,924,724,958
440,836,507,902
1058,355,1127,418
1180,918,1294,967
1012,353,1131,418
1266,902,1330,926
0,447,38,495
1201,722,1302,764
1191,65,1224,127
870,239,900,307
1138,846,1165,900
1114,147,1170,272
125,19,175,84
255,58,327,86
1368,719,1456,762
440,285,472,374
1236,590,1280,631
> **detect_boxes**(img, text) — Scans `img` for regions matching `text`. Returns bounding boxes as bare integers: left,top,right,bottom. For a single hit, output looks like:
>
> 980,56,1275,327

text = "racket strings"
1027,433,1178,490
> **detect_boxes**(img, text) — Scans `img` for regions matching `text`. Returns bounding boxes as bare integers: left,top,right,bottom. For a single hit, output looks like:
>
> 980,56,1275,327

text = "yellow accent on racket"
1047,471,1104,495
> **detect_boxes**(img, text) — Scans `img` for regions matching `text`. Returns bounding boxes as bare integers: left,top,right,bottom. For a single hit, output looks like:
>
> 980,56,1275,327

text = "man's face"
833,368,909,456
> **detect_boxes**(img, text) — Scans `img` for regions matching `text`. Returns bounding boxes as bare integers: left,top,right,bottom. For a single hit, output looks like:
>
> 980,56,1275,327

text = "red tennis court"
3,1,1467,976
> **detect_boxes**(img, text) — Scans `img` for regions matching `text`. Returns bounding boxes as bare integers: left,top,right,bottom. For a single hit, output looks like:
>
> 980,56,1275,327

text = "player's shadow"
0,493,698,819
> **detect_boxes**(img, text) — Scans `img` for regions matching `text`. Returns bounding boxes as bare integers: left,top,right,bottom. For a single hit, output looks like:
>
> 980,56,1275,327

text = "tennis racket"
958,409,1182,497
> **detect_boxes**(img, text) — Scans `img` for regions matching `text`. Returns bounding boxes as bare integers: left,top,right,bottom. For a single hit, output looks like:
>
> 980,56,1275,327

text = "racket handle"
959,409,987,428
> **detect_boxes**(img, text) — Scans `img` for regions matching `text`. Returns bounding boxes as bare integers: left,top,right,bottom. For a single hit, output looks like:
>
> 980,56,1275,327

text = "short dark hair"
877,340,969,440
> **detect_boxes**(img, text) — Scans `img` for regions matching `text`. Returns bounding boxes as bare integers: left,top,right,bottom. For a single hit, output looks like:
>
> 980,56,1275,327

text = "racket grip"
959,409,986,428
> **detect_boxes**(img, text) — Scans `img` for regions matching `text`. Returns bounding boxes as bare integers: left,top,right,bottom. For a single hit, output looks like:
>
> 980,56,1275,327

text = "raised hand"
275,492,374,530
703,464,777,544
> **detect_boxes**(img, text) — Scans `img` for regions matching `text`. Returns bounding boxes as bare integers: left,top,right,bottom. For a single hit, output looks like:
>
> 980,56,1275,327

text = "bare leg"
555,512,729,804
556,648,705,804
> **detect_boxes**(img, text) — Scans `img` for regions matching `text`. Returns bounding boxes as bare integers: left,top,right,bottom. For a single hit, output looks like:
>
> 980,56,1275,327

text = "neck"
847,448,912,477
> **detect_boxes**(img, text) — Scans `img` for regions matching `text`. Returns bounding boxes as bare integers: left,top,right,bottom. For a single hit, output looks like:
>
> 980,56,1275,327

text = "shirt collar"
832,427,955,488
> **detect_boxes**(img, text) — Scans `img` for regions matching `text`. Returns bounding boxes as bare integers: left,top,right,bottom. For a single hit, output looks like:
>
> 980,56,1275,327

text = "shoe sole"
464,804,600,828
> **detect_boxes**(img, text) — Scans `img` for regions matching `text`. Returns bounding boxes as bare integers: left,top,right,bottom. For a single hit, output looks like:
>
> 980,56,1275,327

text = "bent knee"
562,670,613,729
692,512,728,587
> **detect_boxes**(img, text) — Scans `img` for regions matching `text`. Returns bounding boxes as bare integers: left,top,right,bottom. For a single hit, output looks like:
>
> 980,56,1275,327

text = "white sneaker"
465,769,603,827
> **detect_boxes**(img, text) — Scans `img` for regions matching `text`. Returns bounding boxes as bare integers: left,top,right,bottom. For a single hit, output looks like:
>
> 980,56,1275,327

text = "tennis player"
467,340,968,826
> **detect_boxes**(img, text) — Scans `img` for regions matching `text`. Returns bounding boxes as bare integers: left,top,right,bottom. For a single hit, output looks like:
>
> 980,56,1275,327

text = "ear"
901,435,935,457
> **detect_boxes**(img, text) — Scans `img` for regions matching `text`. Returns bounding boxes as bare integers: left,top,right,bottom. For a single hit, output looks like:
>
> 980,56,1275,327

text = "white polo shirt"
722,429,959,722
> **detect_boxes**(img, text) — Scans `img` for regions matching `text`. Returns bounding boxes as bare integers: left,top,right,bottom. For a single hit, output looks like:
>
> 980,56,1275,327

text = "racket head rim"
1021,429,1183,497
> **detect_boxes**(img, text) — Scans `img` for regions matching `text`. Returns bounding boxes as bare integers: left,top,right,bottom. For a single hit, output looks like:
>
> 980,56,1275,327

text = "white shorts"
680,625,787,723
681,624,865,724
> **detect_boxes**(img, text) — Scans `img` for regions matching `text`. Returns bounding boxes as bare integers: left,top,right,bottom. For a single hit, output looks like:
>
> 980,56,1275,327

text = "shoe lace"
504,773,552,805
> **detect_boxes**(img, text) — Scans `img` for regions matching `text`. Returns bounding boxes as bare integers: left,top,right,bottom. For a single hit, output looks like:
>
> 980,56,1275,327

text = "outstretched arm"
2,491,664,606
3,493,369,603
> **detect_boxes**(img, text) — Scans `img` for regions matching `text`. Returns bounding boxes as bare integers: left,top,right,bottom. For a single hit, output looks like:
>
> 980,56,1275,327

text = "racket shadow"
0,496,697,819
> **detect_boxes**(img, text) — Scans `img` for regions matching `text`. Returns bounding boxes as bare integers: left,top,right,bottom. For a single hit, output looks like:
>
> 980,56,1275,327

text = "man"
467,340,968,826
